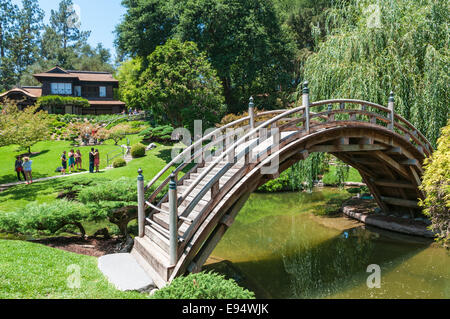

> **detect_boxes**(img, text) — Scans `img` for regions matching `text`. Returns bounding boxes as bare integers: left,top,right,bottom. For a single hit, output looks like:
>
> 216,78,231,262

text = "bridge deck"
132,96,432,287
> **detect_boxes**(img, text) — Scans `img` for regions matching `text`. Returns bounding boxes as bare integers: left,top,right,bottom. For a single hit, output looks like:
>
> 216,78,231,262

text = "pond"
206,189,450,299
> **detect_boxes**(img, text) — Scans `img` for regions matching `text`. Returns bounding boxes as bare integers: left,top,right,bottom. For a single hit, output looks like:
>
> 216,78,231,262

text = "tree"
0,100,51,152
419,120,450,247
0,0,18,90
49,0,90,51
9,0,44,75
303,0,449,147
115,0,296,113
137,39,226,131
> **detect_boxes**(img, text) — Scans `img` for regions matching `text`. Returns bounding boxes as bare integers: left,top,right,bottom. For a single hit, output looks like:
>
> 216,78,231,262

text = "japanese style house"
0,66,126,115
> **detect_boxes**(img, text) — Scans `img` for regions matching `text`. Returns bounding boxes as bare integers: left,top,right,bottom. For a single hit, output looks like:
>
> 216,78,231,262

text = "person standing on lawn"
75,150,82,171
94,149,100,173
68,149,75,173
89,148,95,173
22,157,33,184
61,151,67,175
14,156,26,181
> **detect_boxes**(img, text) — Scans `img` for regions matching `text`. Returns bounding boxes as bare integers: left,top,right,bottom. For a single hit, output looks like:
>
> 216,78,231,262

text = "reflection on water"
207,189,450,299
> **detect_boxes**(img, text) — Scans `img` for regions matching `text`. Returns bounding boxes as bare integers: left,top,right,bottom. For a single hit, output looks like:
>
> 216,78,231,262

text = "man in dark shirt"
89,148,95,173
15,156,26,181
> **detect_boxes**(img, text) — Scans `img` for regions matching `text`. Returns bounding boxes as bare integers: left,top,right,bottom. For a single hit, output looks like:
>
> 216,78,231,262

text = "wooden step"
152,211,191,234
133,236,173,282
144,224,170,253
161,202,203,221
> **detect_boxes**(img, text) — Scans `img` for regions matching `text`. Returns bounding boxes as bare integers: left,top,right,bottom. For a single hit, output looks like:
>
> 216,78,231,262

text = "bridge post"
388,91,395,131
137,168,145,238
249,96,255,129
168,173,178,266
302,81,310,133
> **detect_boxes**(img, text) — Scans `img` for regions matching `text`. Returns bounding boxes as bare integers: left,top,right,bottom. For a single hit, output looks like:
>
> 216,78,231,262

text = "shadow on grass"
155,148,197,174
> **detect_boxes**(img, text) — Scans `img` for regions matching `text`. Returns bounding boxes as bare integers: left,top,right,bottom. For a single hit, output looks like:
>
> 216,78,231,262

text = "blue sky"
12,0,127,59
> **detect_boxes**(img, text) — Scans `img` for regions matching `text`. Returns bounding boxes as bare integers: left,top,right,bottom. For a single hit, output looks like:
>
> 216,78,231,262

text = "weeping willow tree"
303,0,449,148
289,153,328,191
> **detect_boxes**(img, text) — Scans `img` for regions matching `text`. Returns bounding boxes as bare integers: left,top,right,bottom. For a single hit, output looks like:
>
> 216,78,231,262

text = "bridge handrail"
144,115,252,201
175,97,433,220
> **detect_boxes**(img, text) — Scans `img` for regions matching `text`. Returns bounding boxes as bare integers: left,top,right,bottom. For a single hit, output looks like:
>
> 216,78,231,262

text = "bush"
112,158,127,168
151,272,255,299
139,125,174,143
131,143,146,158
77,177,140,237
419,120,450,247
0,200,89,238
257,169,303,193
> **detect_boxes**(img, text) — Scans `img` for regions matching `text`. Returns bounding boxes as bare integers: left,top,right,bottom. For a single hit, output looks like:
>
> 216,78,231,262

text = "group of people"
14,156,33,184
13,148,101,185
61,148,100,174
60,149,82,174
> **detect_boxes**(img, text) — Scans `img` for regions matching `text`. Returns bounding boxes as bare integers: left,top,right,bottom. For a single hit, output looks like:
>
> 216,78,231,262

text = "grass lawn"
322,166,362,184
0,134,144,185
0,142,178,214
0,239,149,299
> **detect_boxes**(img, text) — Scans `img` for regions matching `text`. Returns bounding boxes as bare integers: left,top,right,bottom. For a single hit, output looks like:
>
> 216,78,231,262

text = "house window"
99,86,106,97
74,86,81,97
51,83,72,95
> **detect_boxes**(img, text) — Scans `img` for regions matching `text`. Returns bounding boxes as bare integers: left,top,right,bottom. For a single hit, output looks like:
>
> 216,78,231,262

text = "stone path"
0,167,113,192
98,253,155,292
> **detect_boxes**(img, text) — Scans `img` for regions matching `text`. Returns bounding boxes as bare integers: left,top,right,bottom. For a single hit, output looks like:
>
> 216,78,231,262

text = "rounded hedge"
151,271,255,299
131,143,146,158
112,158,127,168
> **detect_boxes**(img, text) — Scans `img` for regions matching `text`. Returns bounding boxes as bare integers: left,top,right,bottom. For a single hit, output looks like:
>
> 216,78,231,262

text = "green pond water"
206,189,450,299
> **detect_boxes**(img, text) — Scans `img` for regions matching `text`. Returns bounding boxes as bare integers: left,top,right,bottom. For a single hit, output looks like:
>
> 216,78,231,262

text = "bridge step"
145,224,170,253
133,236,174,282
152,211,190,234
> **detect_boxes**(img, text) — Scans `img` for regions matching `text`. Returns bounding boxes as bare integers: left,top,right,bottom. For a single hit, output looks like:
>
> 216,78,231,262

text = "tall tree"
303,0,449,147
49,0,90,50
115,0,295,113
0,0,18,91
10,0,44,75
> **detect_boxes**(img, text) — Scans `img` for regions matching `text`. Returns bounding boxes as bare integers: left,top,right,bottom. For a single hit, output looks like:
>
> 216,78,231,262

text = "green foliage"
139,125,174,143
303,0,449,147
290,153,327,191
419,120,450,247
136,39,226,130
37,95,90,108
0,200,89,237
112,158,127,168
130,143,146,158
151,271,255,299
258,169,303,193
0,101,51,152
77,177,139,236
115,0,296,113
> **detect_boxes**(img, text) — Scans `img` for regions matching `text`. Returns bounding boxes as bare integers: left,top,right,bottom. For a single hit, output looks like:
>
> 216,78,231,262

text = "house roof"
33,66,118,83
0,87,42,99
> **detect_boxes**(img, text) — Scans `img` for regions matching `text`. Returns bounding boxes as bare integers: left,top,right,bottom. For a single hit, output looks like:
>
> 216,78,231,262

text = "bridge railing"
138,81,433,266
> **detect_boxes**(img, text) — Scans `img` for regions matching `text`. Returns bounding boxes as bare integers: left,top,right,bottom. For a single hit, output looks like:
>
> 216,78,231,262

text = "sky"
12,0,127,59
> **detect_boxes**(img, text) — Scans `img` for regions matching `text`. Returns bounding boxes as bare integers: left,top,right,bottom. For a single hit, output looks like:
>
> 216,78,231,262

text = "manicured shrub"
0,200,89,238
151,272,255,299
139,125,174,143
113,158,127,168
131,143,146,158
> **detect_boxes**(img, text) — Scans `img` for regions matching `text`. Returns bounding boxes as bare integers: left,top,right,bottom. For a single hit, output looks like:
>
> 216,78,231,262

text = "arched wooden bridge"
131,83,433,288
